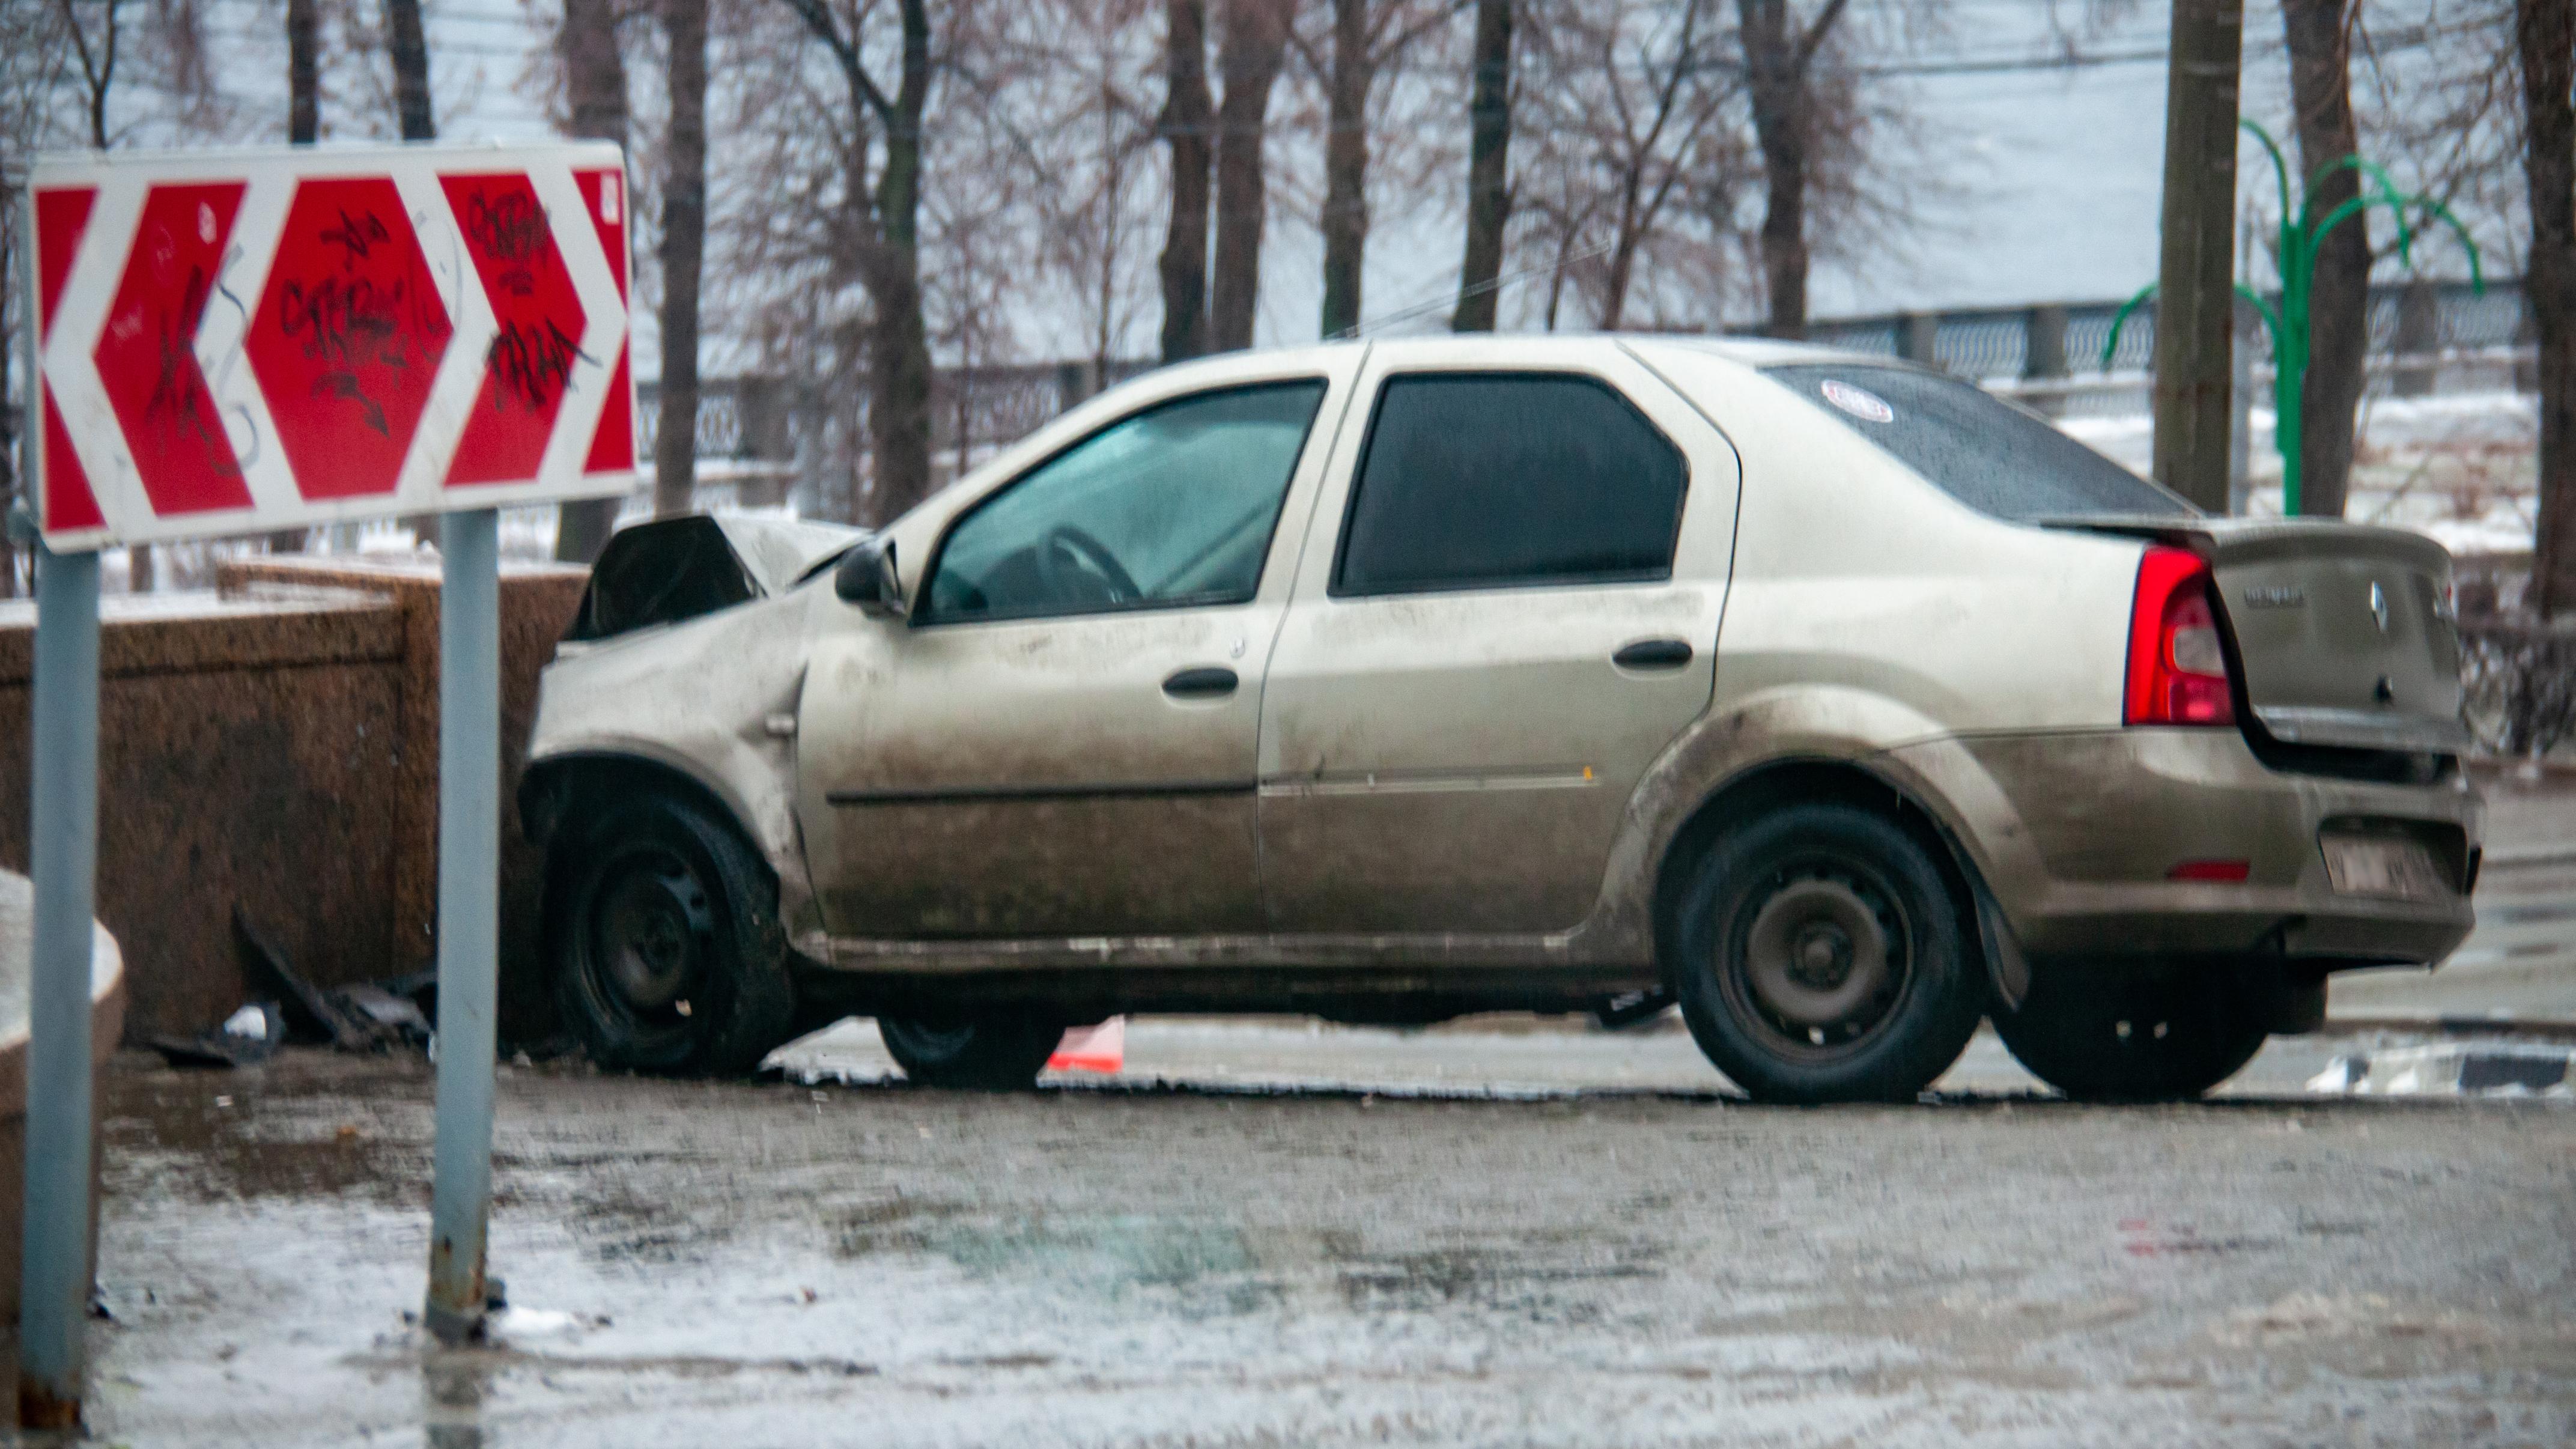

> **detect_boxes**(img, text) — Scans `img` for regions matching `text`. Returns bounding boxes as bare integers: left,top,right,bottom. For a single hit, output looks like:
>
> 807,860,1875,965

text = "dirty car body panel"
523,336,2480,1095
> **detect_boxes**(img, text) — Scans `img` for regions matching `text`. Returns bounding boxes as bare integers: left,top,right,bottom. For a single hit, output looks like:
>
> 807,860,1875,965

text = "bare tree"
776,0,937,523
993,0,1162,371
1513,0,1740,331
1737,0,1847,338
1302,0,1449,338
2350,2,2521,267
2523,0,2576,616
383,0,434,139
556,0,632,559
1158,0,1215,361
1208,0,1292,351
1452,0,1511,332
657,0,709,518
56,0,121,147
2282,0,2368,518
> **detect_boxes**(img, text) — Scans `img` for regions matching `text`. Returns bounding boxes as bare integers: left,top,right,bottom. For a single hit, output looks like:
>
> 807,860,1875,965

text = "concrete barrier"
0,870,126,1382
0,556,586,1045
215,556,588,1043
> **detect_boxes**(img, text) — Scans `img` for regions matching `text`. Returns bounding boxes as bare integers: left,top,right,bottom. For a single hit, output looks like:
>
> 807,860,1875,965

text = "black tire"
878,1014,1064,1090
547,789,797,1076
1671,803,1984,1104
1993,968,2268,1102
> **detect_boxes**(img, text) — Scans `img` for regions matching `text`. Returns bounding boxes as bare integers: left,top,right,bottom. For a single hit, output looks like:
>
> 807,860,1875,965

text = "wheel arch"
1650,756,2025,1009
521,750,778,891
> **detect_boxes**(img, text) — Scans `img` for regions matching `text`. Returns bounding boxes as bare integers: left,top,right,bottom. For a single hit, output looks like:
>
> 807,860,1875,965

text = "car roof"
1129,333,1908,386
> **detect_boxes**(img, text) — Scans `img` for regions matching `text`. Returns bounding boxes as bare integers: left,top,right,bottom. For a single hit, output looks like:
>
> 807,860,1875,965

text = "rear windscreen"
1762,363,2196,521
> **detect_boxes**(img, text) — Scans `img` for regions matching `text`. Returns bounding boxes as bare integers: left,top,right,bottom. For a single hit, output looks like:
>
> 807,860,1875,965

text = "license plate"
2320,834,2449,901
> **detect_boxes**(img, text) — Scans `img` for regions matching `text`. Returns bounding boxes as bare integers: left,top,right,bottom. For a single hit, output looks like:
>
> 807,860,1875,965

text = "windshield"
1763,363,2196,521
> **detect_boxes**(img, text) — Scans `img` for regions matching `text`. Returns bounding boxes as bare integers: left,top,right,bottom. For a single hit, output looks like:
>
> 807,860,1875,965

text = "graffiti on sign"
248,177,455,499
443,173,595,487
25,142,636,549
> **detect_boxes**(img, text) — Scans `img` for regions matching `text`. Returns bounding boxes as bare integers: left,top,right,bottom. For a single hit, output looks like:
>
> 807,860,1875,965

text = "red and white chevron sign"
23,142,636,550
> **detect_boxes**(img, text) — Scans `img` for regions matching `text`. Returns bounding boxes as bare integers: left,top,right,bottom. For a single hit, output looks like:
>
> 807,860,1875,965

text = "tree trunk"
2149,0,2244,514
288,0,318,142
1158,0,1214,363
269,0,321,554
2522,0,2576,618
1602,188,1642,331
1453,0,1512,332
864,0,936,524
1739,0,1814,339
1208,0,1289,353
1317,0,1371,339
561,0,631,146
2282,0,2367,518
557,0,631,560
384,0,436,139
654,0,708,519
65,0,122,150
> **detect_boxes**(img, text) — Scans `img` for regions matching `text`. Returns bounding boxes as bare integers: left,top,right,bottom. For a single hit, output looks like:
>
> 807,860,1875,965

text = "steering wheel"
1037,524,1143,606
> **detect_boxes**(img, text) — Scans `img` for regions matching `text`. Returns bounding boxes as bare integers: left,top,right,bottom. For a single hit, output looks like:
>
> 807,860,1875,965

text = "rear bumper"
1882,728,2480,968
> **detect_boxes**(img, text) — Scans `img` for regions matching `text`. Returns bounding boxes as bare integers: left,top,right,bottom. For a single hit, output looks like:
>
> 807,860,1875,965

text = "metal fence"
1798,277,2519,377
1796,277,2527,420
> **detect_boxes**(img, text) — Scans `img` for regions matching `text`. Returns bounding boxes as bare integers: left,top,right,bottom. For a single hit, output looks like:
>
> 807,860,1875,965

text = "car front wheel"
548,789,798,1077
1671,803,1984,1104
1992,968,2268,1102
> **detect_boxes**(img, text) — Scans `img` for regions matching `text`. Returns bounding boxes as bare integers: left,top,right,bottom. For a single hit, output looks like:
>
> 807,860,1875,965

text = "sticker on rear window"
1818,379,1894,423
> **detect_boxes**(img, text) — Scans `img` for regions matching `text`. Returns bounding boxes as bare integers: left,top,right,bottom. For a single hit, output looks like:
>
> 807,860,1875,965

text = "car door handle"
1612,639,1694,670
1162,666,1240,698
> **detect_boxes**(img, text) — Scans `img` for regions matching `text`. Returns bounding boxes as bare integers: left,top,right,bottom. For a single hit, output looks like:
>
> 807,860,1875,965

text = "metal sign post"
17,545,99,1429
17,142,634,1421
424,508,500,1340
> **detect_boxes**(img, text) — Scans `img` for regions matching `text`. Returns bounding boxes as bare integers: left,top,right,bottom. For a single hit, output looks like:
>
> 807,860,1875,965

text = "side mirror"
834,536,907,619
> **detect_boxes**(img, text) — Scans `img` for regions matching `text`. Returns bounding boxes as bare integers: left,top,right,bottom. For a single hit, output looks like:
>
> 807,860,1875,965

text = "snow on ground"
2057,388,2538,556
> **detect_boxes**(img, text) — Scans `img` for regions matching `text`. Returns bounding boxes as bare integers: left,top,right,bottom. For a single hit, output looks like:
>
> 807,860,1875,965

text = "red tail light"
2124,545,2235,726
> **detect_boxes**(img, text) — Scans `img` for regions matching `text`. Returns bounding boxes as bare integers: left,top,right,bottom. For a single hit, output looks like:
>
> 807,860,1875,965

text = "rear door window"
1333,373,1687,596
1763,363,2195,521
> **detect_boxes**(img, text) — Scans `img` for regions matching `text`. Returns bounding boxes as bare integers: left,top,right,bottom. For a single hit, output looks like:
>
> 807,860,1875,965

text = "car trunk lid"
2047,516,2467,754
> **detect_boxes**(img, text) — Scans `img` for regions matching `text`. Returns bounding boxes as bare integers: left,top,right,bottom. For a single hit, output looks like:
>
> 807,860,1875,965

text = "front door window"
925,381,1329,624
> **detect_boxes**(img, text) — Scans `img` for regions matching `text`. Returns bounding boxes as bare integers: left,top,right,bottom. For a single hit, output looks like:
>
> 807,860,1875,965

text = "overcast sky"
124,0,2484,365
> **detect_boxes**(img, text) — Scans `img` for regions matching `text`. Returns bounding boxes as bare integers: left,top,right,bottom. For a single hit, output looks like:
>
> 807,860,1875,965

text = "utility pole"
2150,0,2243,513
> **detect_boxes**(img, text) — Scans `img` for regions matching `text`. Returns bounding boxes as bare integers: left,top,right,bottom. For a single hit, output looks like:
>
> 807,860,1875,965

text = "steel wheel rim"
1721,858,1915,1062
580,845,715,1044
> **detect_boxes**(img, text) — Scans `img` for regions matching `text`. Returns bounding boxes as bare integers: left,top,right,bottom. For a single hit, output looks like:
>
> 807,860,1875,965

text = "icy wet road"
80,1049,2576,1447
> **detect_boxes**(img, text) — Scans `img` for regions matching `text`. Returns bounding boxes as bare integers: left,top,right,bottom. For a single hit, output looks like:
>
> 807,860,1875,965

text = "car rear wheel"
1992,969,2268,1102
878,1014,1065,1090
548,790,797,1077
1671,804,1984,1104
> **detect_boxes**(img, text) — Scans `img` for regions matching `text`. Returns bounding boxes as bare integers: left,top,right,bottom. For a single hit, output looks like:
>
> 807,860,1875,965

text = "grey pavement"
43,768,2576,1445
73,1050,2576,1448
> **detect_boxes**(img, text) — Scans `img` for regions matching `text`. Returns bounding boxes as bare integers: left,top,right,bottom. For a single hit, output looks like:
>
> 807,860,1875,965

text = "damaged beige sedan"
521,336,2480,1103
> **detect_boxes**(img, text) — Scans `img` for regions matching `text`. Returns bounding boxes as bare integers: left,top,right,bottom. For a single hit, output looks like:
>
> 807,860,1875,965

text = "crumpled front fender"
524,587,826,953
